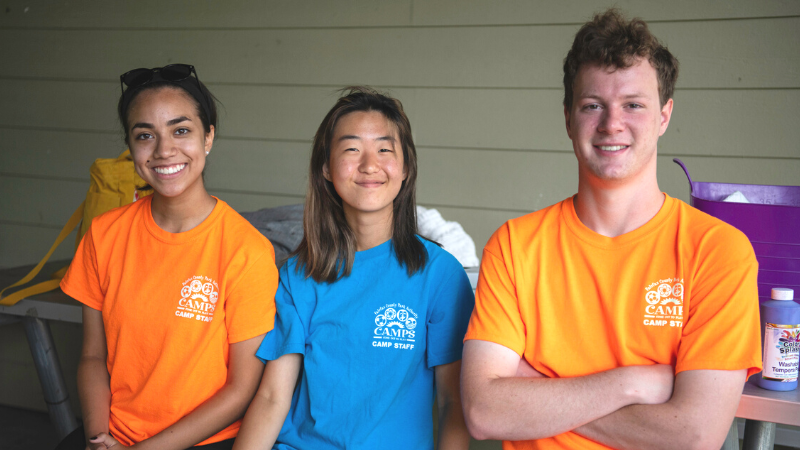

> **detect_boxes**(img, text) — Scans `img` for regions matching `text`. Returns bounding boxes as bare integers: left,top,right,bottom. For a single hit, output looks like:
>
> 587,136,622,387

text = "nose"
153,135,177,159
359,149,379,174
598,107,624,134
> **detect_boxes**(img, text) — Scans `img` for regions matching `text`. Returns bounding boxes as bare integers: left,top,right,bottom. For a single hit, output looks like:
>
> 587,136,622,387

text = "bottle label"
762,323,800,382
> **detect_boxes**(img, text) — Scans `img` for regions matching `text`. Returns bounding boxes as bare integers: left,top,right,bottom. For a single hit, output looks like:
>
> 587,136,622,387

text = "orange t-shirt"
464,194,761,450
61,196,278,446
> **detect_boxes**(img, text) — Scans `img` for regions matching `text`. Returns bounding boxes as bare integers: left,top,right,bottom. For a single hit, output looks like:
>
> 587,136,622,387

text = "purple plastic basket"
674,159,800,301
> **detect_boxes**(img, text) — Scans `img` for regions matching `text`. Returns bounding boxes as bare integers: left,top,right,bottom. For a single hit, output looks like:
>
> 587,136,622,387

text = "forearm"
135,381,257,450
465,369,639,441
576,402,698,450
575,369,747,450
436,399,470,450
233,353,302,450
233,388,293,449
77,355,111,440
435,361,470,450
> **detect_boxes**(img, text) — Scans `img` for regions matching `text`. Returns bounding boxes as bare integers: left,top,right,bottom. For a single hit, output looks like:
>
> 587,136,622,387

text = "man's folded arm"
460,339,674,441
574,368,746,450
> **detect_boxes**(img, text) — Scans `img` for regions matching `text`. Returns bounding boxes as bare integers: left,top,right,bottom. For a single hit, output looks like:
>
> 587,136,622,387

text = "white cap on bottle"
771,287,794,300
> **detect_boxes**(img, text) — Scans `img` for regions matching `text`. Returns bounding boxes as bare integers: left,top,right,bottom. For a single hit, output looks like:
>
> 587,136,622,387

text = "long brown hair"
294,86,427,283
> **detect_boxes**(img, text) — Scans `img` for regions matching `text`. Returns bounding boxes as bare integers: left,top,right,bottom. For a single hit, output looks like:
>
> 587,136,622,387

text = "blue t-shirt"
256,238,475,450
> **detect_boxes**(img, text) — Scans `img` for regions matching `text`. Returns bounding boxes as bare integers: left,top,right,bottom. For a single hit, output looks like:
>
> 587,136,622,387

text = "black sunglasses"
119,64,200,93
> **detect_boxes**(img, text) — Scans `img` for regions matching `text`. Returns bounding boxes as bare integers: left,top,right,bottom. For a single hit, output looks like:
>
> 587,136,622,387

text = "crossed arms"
461,339,746,450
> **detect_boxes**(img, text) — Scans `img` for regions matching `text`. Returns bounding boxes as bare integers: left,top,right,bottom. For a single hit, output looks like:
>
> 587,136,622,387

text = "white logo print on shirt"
175,275,219,323
372,303,417,350
643,278,685,327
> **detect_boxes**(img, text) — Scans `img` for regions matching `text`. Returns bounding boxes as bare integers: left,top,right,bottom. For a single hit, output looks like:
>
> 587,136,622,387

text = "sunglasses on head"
119,64,200,94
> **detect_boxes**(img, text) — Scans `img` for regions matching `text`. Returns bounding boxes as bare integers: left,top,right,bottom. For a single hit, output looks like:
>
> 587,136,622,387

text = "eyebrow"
130,116,191,131
337,135,396,142
167,116,191,126
579,93,648,100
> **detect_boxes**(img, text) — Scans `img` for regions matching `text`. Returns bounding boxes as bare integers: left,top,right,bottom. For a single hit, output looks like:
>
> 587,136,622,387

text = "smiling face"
324,110,407,225
126,87,214,200
565,58,673,186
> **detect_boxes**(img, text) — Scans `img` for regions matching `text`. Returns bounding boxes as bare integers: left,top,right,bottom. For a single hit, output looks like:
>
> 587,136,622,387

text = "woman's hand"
86,431,121,448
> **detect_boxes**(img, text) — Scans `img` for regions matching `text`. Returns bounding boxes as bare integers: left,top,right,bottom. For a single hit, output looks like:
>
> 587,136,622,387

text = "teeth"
154,164,186,175
599,145,627,151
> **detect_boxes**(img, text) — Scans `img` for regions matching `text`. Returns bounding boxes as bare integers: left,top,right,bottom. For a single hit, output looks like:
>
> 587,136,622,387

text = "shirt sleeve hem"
463,334,524,357
676,359,762,380
255,342,305,363
228,321,275,344
59,283,102,311
428,351,464,369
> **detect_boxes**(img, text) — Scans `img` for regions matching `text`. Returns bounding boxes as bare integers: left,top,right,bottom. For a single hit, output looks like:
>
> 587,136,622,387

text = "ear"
564,104,573,140
658,98,674,137
322,162,331,182
204,125,215,154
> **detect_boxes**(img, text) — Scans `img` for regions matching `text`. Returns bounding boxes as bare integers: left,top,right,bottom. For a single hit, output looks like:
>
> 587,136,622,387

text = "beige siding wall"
1,0,798,445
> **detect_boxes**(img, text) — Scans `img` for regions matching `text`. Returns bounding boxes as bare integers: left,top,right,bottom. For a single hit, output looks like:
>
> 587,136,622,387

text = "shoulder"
216,200,276,258
666,198,757,275
88,196,148,232
419,236,463,273
671,198,753,254
483,200,565,258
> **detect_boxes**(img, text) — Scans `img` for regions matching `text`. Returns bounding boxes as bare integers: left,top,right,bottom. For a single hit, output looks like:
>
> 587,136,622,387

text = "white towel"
416,206,480,268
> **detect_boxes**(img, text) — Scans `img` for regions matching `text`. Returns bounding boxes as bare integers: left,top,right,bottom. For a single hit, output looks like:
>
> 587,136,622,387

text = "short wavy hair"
563,9,679,108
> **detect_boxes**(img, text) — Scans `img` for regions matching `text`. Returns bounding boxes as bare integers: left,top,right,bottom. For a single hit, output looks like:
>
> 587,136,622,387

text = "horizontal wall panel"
417,149,577,212
3,81,799,159
0,0,414,29
0,176,87,227
0,128,124,179
0,223,78,269
413,0,800,25
2,18,798,89
205,140,311,196
3,0,798,29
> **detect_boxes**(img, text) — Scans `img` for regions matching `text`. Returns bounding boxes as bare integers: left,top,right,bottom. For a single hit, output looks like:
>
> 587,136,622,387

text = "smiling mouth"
596,145,629,152
153,164,187,175
356,181,385,187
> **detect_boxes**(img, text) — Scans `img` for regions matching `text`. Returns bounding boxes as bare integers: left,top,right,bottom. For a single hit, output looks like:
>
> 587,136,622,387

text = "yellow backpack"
0,150,152,306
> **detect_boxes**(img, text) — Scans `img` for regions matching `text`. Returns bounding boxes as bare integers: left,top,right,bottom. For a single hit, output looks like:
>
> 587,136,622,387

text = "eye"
627,103,644,109
135,132,153,140
379,147,393,153
344,147,358,152
175,128,190,135
582,103,602,111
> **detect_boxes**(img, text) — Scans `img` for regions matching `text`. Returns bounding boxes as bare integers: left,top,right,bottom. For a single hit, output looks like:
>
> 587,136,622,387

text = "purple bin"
673,159,800,302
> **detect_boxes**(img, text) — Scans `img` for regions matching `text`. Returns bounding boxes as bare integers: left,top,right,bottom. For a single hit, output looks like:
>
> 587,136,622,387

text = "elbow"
675,424,729,450
462,395,502,441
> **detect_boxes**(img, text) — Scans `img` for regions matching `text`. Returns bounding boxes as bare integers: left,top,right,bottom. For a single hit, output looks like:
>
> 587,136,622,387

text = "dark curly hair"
563,9,679,108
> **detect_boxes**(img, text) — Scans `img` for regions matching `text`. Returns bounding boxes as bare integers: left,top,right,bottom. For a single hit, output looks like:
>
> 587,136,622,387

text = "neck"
574,166,664,238
150,186,217,233
344,208,394,252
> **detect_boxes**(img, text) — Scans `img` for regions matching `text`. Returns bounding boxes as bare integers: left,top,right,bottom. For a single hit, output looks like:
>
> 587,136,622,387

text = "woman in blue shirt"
234,87,474,450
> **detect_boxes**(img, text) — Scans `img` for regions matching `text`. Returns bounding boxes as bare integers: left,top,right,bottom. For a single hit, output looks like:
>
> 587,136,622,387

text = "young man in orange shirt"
461,10,761,450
